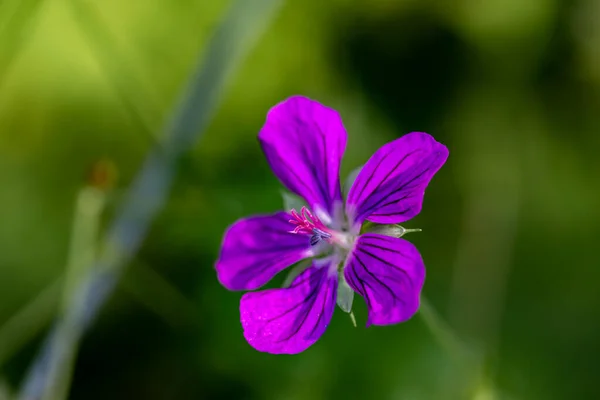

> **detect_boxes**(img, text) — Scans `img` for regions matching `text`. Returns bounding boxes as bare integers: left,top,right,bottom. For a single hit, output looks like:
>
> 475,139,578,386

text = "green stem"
41,187,106,400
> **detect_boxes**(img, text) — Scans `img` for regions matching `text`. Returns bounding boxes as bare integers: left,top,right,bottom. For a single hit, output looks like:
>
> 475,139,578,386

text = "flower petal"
258,96,347,220
216,212,312,291
346,132,448,225
240,261,338,354
344,233,425,326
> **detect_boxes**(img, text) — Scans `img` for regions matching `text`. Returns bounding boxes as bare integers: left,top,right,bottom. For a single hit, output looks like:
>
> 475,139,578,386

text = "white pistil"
329,231,354,250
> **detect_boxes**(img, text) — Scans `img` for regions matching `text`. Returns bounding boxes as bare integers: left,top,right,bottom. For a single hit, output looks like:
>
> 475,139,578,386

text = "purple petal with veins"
344,233,425,326
346,132,448,225
258,96,347,220
240,261,338,354
215,212,312,291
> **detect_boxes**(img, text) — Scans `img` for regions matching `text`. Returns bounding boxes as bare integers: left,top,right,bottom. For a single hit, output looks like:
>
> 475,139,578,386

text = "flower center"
288,206,331,244
288,206,353,249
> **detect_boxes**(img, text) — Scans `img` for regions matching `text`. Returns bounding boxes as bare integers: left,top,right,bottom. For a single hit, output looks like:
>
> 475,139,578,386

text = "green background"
1,0,599,399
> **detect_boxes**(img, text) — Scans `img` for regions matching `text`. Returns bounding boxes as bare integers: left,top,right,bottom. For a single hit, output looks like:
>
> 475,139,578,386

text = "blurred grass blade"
59,188,107,312
419,296,469,363
163,0,284,151
66,0,162,145
38,187,106,400
120,261,198,329
0,378,12,400
0,264,194,370
0,278,62,368
19,1,284,399
0,0,45,92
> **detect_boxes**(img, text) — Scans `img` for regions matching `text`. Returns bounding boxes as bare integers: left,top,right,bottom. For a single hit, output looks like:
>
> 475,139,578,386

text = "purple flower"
215,96,448,354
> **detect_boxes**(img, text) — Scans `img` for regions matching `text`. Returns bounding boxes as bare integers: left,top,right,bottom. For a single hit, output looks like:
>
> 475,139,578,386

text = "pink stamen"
288,206,329,236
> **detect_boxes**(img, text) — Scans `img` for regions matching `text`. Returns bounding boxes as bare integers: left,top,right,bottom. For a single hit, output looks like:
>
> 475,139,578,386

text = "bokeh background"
1,0,599,399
